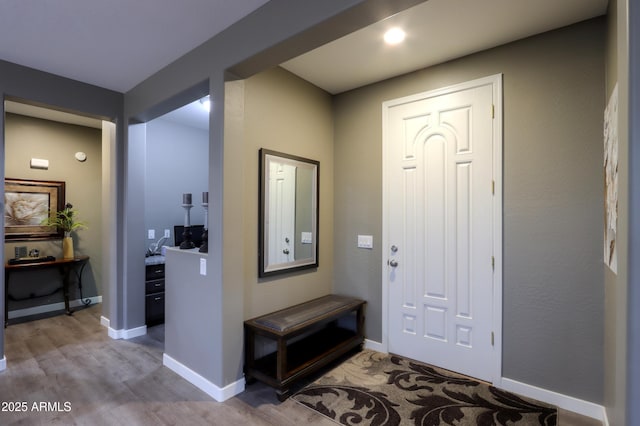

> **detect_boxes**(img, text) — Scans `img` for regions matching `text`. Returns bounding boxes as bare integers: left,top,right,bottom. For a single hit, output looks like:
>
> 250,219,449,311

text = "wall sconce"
30,158,49,170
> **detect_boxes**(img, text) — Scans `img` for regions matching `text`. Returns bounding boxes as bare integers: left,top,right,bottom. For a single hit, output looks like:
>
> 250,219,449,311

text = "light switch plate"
357,235,373,249
164,229,170,238
301,232,313,244
148,229,155,240
200,258,207,276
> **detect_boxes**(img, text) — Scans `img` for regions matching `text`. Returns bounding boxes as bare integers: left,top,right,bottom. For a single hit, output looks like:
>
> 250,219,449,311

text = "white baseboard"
500,378,606,422
7,296,102,320
0,356,6,372
163,353,245,402
100,316,110,328
107,324,147,340
364,339,386,353
100,313,147,340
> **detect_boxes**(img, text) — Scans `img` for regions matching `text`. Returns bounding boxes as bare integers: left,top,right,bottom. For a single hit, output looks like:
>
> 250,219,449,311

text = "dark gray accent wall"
333,19,605,403
0,59,123,363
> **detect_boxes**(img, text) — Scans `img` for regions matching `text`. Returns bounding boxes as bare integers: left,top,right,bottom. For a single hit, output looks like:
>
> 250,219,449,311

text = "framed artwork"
4,178,66,241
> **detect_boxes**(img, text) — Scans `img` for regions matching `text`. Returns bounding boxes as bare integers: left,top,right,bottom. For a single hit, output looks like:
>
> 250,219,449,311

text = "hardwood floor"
0,304,333,426
0,304,600,425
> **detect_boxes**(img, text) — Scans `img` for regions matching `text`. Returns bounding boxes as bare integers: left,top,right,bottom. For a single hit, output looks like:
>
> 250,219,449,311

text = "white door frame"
381,74,503,385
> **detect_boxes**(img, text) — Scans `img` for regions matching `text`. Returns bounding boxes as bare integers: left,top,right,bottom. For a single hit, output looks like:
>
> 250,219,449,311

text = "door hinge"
491,256,495,270
491,331,495,346
491,104,495,119
491,180,495,195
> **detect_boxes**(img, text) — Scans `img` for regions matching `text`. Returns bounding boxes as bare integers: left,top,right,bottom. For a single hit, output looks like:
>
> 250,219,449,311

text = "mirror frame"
259,148,319,277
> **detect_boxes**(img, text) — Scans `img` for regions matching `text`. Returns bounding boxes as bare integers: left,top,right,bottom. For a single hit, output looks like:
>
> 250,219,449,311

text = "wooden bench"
244,294,366,400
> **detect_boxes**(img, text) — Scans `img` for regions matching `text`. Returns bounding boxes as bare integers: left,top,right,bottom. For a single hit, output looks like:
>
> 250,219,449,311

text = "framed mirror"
259,149,319,277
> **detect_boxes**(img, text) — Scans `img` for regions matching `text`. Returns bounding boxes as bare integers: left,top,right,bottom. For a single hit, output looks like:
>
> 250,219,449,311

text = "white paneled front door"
383,75,502,383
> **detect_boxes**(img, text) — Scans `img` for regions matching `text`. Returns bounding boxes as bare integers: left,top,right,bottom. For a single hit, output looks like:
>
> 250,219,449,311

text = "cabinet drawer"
145,279,165,294
146,292,165,324
145,264,165,280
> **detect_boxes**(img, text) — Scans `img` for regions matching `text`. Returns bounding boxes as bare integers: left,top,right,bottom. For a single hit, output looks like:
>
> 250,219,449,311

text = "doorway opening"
142,97,210,341
2,98,116,328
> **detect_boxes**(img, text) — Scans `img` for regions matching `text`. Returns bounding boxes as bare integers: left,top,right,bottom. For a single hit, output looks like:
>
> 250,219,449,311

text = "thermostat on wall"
75,151,87,162
30,158,49,169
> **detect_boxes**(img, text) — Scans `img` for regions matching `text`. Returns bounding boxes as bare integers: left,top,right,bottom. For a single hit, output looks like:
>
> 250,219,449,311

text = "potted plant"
43,203,87,259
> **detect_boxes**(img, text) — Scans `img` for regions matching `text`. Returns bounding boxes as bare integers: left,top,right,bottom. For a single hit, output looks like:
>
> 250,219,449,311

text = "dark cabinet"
145,263,165,325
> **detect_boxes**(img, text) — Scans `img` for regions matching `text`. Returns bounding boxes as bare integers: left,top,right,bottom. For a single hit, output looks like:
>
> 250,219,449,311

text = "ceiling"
282,0,608,94
2,0,608,128
0,0,270,93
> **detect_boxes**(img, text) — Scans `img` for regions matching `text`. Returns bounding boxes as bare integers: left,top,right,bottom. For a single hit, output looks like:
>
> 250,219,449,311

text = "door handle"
389,259,398,267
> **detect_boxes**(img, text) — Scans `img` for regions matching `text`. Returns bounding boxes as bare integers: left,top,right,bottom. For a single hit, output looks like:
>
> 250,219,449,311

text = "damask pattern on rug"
293,350,557,426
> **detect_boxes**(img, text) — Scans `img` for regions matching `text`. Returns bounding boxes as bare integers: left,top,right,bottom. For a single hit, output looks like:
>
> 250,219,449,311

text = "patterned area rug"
292,350,557,426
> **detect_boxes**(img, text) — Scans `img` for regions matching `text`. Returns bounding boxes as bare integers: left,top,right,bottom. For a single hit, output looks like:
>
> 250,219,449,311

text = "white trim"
0,356,6,372
500,378,606,422
602,407,610,426
364,339,385,353
491,74,504,386
163,353,245,402
107,324,147,340
382,74,504,382
7,296,102,320
100,316,110,328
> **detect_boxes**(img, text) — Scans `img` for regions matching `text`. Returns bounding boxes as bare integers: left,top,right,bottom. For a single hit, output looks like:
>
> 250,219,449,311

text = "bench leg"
276,388,291,402
244,325,256,385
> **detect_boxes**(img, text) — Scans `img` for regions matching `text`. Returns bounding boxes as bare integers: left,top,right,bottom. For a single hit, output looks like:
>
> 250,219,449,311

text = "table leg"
75,262,91,306
60,265,73,316
4,270,9,327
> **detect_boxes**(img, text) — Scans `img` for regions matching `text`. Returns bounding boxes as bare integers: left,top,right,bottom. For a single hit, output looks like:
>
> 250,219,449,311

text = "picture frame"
4,178,66,241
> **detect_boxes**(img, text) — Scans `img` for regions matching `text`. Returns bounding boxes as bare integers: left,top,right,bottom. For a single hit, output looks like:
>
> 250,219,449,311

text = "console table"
4,255,90,327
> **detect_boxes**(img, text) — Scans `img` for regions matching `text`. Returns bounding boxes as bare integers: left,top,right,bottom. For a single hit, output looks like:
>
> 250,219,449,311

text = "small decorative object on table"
41,202,87,259
180,193,195,249
199,191,208,253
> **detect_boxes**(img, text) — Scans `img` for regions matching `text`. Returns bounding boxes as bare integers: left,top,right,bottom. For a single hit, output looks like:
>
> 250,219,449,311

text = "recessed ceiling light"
384,27,406,45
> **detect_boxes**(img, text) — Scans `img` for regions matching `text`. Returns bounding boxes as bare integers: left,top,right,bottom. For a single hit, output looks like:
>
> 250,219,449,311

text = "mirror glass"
259,149,319,277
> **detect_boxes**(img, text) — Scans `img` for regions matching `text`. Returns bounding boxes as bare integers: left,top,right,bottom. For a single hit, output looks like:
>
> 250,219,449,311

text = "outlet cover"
164,229,170,238
148,229,155,240
200,258,207,276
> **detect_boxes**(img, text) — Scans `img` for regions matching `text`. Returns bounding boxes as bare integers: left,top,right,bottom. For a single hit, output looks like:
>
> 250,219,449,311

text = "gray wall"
145,118,208,247
163,248,216,381
0,58,123,363
333,18,605,403
604,0,635,424
239,67,334,319
626,0,640,422
4,113,102,312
